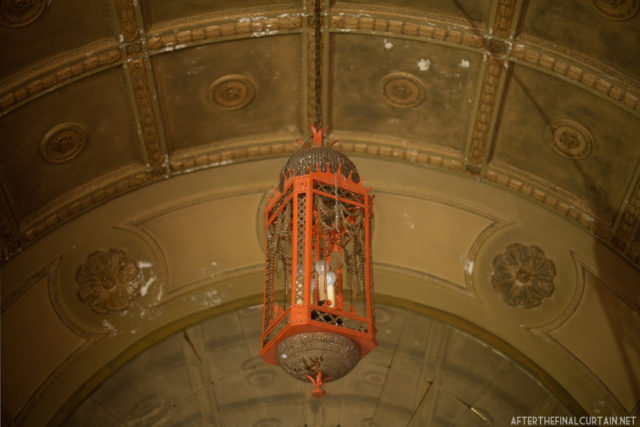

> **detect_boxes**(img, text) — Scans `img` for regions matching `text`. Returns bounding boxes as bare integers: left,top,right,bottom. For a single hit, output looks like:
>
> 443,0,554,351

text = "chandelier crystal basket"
260,126,377,398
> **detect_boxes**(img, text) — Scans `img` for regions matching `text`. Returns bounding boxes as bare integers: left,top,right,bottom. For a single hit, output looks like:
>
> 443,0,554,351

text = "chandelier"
260,126,377,398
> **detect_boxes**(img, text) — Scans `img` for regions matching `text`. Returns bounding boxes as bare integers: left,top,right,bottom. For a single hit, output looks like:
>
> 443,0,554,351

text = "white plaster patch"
252,30,279,38
137,260,153,269
383,39,394,50
201,289,222,307
403,213,416,230
464,260,474,275
140,275,156,297
102,319,117,335
417,58,431,71
239,16,267,22
458,59,470,69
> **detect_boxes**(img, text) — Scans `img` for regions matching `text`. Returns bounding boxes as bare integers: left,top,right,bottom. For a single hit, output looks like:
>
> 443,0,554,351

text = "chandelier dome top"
278,127,360,191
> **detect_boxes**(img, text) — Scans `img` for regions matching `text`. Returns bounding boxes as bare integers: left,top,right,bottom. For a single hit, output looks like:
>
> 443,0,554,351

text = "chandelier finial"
311,125,327,147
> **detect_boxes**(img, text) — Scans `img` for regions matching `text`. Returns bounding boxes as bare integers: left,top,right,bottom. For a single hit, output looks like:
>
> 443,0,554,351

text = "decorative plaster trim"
528,253,630,415
512,38,640,117
333,134,465,172
466,55,506,170
126,187,268,302
332,2,487,31
20,165,151,242
485,161,610,237
145,10,303,54
2,257,105,425
372,186,512,301
0,202,21,262
329,9,485,51
613,176,640,252
0,40,121,116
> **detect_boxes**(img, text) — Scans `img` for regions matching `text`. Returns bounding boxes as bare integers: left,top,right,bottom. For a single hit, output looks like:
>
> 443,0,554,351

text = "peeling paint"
140,275,156,297
252,30,279,38
200,289,222,307
239,16,267,22
464,260,474,275
459,59,470,69
383,39,393,50
417,58,431,71
177,158,235,176
403,213,415,230
102,319,117,335
137,260,153,269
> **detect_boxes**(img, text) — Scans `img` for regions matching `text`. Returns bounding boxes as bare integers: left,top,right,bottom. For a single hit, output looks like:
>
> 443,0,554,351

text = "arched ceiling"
1,0,639,264
1,1,639,426
64,303,574,426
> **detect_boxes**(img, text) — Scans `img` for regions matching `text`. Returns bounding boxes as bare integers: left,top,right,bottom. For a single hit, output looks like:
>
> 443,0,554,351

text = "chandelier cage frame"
260,127,377,397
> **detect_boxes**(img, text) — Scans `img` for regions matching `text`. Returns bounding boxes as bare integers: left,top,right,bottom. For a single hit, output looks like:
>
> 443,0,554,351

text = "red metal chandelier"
260,126,377,398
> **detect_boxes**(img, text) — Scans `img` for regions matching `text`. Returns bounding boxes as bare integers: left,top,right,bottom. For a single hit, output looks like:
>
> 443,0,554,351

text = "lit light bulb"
315,260,328,274
325,271,337,286
326,271,337,307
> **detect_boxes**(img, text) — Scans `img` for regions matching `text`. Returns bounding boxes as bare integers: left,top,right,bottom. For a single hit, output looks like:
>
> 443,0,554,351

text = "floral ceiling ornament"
0,0,48,28
546,119,593,160
40,122,88,163
491,243,556,308
589,0,639,20
208,74,256,110
379,72,426,108
76,249,142,314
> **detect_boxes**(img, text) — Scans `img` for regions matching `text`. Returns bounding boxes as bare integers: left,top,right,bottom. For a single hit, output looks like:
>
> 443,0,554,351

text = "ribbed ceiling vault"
1,0,639,267
1,0,639,426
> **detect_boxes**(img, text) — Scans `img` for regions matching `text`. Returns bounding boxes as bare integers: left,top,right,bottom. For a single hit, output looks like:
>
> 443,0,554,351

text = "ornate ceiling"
1,0,639,426
1,0,640,264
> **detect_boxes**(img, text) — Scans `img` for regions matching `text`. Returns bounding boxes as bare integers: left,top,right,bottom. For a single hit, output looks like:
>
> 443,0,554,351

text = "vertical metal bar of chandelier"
259,0,377,398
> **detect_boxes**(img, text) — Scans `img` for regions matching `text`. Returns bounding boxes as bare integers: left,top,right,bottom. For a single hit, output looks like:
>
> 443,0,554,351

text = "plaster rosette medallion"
545,119,593,160
75,249,142,314
491,243,557,308
379,72,426,108
208,74,256,111
589,0,639,20
40,122,88,163
0,0,48,27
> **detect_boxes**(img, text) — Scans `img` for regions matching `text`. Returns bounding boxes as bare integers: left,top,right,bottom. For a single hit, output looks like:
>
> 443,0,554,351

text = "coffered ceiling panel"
0,0,113,80
153,35,303,154
492,64,640,221
521,0,640,80
331,33,481,152
337,0,491,24
0,68,141,222
141,0,300,28
1,0,639,423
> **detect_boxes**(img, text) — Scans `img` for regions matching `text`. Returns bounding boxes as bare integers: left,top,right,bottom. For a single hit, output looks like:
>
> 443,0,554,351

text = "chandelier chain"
313,0,322,129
